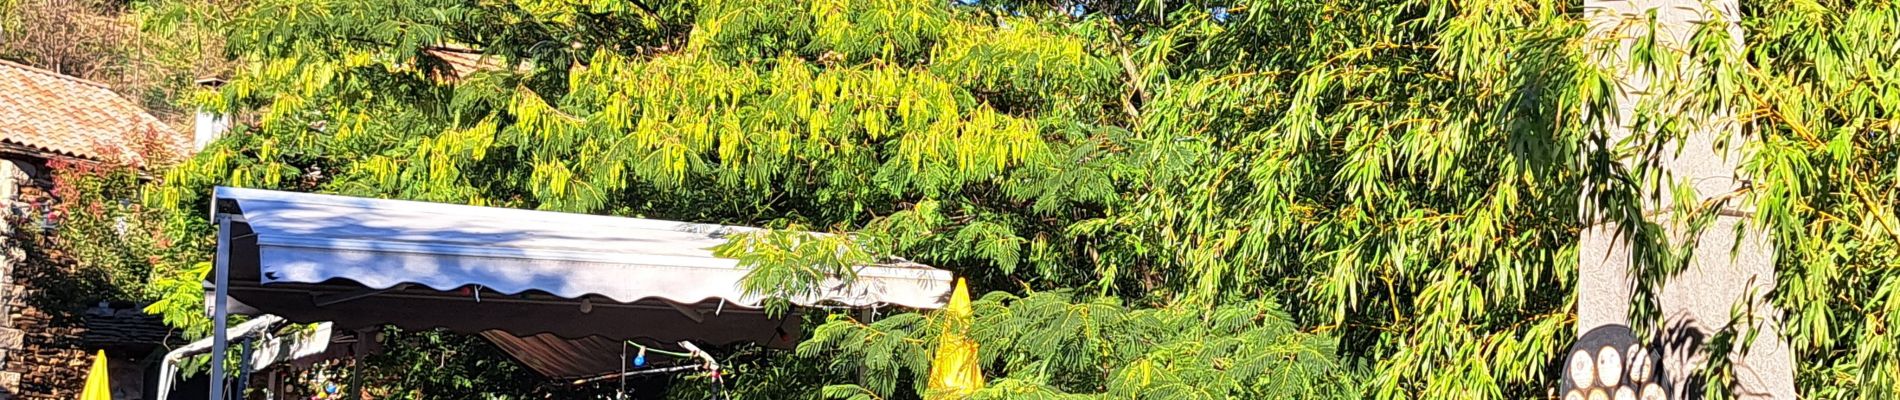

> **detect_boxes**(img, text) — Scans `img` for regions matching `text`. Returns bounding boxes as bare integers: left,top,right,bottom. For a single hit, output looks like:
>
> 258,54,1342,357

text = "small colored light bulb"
633,354,646,367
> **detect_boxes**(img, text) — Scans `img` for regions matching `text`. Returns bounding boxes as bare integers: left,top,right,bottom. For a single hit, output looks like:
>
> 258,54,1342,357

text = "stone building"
0,59,192,399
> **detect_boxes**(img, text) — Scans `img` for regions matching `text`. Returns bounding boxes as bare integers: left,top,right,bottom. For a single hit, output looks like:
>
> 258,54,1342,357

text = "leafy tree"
1102,1,1591,397
801,291,1354,399
134,0,1361,397
102,0,1900,398
1723,1,1900,398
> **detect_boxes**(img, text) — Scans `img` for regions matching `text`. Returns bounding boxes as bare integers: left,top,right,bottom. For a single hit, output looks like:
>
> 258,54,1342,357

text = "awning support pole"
617,341,628,400
348,345,362,400
347,327,370,400
211,215,231,400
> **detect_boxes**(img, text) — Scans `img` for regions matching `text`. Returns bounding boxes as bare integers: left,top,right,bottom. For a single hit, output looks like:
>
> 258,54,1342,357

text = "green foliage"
798,291,1357,399
101,0,1900,398
663,340,838,399
149,0,1132,291
1728,1,1900,398
712,228,876,315
1108,1,1592,397
41,161,162,302
11,135,197,315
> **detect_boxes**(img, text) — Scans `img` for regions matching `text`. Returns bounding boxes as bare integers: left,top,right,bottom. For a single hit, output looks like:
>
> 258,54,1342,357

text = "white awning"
209,186,953,346
217,187,950,307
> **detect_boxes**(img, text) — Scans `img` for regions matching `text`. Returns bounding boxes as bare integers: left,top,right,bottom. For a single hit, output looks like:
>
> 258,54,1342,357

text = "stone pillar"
1578,0,1795,398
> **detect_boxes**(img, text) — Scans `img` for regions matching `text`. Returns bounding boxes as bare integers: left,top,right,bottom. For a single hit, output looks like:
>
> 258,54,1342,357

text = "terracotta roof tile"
424,47,501,80
0,58,185,163
423,46,529,82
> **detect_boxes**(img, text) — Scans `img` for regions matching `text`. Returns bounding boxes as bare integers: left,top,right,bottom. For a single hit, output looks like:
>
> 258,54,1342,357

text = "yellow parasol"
926,278,983,399
80,350,110,400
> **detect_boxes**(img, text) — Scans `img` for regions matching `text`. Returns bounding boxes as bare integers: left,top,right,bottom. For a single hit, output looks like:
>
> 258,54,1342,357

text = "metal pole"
347,329,366,400
617,341,627,400
235,338,255,395
568,364,703,385
211,215,231,400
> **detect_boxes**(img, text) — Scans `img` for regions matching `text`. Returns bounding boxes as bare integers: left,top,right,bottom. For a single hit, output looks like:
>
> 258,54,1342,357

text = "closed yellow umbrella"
80,350,110,400
927,278,983,399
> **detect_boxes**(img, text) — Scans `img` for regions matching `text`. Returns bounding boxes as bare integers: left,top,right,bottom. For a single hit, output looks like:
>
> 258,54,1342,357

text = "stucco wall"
1577,0,1795,398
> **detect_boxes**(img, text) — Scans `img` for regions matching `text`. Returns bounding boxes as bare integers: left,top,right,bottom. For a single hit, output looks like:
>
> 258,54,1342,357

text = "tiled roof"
0,58,183,162
424,47,504,81
423,46,531,82
83,305,177,348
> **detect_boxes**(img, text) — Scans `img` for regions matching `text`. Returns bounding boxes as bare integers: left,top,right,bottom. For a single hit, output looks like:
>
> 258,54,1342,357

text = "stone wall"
1,158,38,398
0,157,165,400
0,157,92,399
0,157,171,400
0,300,161,400
3,305,92,399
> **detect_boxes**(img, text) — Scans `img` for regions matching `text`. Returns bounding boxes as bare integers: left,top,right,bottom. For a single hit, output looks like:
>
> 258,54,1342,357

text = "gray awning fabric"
481,332,662,380
208,187,953,376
